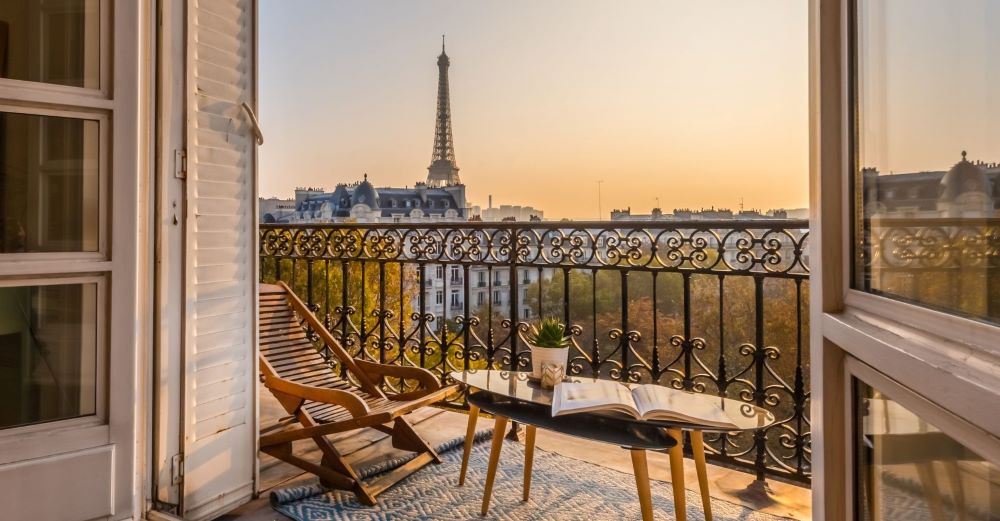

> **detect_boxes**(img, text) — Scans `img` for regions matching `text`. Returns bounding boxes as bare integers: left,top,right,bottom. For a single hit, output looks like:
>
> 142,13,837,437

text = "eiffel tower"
427,35,461,187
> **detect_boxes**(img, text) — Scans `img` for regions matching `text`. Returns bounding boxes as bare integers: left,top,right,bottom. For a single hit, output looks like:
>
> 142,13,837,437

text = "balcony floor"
222,390,811,520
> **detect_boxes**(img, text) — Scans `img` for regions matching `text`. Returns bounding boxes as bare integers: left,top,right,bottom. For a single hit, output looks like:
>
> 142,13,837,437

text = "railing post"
681,272,693,391
752,274,767,483
509,226,520,371
618,269,630,381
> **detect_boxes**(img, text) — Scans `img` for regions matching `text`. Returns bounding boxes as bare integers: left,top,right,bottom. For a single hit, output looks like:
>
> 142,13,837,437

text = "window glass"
0,282,97,429
0,112,99,253
855,379,999,520
855,0,999,324
0,0,100,88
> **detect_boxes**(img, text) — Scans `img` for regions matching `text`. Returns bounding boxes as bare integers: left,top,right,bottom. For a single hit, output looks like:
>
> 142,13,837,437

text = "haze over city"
260,0,811,219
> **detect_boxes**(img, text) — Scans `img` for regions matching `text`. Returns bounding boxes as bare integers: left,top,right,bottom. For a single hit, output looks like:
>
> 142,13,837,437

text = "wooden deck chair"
258,282,454,505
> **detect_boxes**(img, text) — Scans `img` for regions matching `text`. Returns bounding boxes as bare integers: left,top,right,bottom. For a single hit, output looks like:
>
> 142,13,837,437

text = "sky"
259,1,810,220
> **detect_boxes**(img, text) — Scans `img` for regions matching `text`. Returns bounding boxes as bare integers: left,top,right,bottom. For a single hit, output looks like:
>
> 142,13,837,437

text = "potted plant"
527,318,571,384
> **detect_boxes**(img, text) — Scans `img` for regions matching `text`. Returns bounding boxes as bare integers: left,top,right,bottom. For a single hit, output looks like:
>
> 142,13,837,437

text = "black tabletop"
468,391,677,451
451,369,775,433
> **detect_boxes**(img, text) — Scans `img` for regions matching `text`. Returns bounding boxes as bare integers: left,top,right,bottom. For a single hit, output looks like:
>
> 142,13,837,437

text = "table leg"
459,404,480,486
523,424,536,501
667,428,687,521
690,430,712,521
481,415,508,516
630,449,655,521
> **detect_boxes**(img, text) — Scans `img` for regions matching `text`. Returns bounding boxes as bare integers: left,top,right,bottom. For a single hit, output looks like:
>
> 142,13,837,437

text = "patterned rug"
270,430,797,520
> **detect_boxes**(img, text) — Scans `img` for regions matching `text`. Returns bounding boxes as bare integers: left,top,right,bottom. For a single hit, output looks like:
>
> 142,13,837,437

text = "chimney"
488,195,493,209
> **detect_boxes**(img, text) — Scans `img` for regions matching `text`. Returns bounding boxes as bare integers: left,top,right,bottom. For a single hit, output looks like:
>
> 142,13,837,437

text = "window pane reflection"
856,379,1000,520
0,283,97,429
855,0,1000,324
0,0,100,89
0,112,99,253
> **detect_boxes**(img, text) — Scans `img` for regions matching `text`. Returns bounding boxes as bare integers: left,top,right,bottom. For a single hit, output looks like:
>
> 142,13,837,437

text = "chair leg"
690,430,712,521
459,405,480,486
667,428,687,521
481,415,509,516
944,460,967,521
391,416,442,463
916,462,947,521
523,424,536,501
631,449,655,521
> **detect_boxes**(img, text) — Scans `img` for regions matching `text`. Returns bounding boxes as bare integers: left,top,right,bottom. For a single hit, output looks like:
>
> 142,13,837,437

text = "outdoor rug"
270,429,797,521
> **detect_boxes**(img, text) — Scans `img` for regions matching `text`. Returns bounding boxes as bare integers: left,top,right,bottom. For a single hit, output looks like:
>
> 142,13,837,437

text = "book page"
551,381,639,419
632,385,736,429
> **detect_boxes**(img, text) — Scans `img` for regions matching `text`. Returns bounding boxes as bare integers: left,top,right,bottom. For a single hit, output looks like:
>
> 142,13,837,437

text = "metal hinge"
174,149,187,179
170,453,184,485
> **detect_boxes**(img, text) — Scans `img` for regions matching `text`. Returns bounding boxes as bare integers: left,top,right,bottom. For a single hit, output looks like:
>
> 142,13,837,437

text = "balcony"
245,220,813,516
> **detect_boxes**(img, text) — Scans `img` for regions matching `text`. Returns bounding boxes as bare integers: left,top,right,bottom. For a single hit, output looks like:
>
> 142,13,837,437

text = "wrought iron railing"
259,220,811,483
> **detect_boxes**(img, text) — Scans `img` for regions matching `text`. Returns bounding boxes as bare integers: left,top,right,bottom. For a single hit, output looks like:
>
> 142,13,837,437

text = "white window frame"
0,104,110,265
0,274,109,462
809,0,1000,518
842,357,1000,518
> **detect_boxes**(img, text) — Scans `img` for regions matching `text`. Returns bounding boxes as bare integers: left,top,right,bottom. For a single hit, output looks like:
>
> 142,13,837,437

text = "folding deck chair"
258,282,454,505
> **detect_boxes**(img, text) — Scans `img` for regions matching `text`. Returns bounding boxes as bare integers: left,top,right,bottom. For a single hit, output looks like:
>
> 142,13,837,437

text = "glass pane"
0,0,100,88
854,0,1000,324
0,112,99,253
855,379,1000,520
0,283,97,429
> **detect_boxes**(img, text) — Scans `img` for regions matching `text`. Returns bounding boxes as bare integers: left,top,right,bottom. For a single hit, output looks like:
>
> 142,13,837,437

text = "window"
0,281,99,429
854,378,999,520
435,290,443,305
0,112,101,253
435,265,443,279
522,308,529,319
477,291,485,306
0,0,111,434
477,271,486,287
450,266,460,283
0,1,101,89
493,290,501,304
450,291,459,308
854,0,999,324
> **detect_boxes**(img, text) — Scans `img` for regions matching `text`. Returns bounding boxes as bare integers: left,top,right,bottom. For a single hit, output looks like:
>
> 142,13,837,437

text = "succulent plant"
527,318,570,349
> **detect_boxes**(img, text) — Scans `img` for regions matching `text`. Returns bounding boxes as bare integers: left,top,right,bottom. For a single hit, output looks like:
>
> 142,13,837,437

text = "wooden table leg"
667,428,687,521
481,415,508,516
523,424,536,501
690,430,712,521
459,404,480,486
631,449,655,521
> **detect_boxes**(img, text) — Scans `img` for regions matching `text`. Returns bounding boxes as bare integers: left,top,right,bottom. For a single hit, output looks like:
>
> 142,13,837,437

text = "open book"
551,380,738,429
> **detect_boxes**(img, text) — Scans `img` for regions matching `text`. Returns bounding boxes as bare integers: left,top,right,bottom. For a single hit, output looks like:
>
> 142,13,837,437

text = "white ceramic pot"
530,344,570,380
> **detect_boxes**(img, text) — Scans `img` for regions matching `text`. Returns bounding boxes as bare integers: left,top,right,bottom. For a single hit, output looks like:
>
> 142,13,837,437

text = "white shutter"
182,0,258,519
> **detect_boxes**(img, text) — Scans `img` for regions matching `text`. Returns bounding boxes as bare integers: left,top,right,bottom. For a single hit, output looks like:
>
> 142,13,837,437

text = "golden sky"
259,1,809,219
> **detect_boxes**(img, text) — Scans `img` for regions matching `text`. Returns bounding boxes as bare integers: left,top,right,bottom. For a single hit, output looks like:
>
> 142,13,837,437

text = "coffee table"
451,370,775,521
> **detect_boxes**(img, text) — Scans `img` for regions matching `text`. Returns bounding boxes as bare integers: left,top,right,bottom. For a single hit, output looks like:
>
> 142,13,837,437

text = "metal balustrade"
260,220,812,483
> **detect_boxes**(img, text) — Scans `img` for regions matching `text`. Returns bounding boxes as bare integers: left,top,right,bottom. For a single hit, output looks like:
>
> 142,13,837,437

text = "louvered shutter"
181,0,258,519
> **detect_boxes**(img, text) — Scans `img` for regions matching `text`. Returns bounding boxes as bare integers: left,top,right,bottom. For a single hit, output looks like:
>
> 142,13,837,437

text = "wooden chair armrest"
262,374,370,418
353,360,441,395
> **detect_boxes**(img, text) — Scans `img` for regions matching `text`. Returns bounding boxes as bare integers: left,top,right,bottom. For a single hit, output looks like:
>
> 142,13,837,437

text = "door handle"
241,102,264,145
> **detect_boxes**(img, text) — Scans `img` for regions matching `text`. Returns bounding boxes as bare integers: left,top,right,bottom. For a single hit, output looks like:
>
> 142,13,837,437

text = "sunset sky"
259,1,809,219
